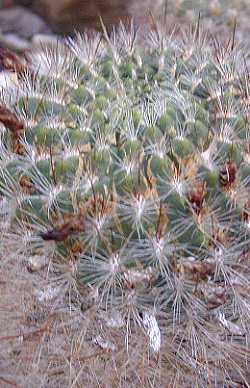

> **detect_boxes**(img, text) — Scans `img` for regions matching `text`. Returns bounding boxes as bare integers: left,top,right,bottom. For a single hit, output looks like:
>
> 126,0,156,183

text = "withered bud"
19,175,35,195
176,258,216,282
0,47,26,75
241,200,250,223
219,161,237,191
40,214,85,242
0,105,24,134
187,180,207,215
200,284,227,309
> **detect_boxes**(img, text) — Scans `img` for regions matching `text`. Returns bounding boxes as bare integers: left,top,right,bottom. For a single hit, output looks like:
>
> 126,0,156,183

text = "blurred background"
0,0,250,51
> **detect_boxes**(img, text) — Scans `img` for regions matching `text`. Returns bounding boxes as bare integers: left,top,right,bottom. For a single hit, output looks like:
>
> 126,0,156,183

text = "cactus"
0,19,250,386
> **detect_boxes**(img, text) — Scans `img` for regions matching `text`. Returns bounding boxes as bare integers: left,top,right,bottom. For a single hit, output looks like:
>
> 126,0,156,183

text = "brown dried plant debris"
18,175,35,195
187,180,207,216
40,213,85,242
0,46,27,75
219,160,237,191
0,105,24,134
242,199,250,223
0,105,26,154
175,258,216,283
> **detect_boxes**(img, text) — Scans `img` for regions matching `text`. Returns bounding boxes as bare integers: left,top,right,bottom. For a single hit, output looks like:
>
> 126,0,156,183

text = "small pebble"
0,70,17,88
0,6,51,39
31,33,59,48
0,33,30,51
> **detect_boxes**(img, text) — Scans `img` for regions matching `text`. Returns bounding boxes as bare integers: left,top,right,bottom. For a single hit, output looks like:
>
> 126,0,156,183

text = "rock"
34,0,162,33
26,255,47,272
0,33,30,51
0,6,51,39
0,70,16,89
31,33,59,48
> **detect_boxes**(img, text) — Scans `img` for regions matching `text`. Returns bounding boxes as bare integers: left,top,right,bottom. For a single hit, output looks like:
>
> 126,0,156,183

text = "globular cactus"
0,18,250,386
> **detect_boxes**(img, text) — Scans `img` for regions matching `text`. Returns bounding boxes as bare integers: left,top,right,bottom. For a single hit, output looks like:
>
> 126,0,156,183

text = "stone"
0,33,30,51
34,0,162,33
26,255,47,272
31,33,59,48
0,70,16,89
0,6,51,39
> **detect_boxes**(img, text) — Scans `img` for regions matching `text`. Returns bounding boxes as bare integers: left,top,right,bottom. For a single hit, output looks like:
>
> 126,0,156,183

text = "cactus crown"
0,18,250,385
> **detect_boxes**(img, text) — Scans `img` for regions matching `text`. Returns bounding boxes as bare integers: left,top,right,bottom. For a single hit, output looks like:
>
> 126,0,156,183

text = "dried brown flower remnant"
19,175,35,195
219,160,237,191
199,283,227,309
242,199,250,223
40,214,85,242
211,228,226,248
187,180,207,216
0,105,24,134
175,258,216,282
0,105,25,154
71,241,83,256
0,47,26,75
88,193,114,216
156,202,168,241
